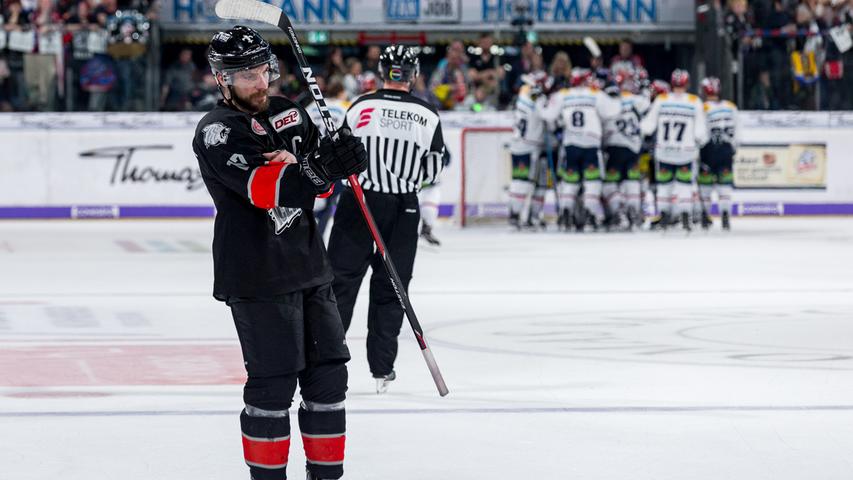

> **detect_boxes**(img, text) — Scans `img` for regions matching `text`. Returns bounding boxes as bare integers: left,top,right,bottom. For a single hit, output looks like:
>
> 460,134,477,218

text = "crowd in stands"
4,0,853,113
0,0,157,111
721,0,853,110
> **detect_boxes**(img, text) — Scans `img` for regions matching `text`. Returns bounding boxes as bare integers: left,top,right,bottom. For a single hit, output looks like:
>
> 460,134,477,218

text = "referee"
328,45,446,393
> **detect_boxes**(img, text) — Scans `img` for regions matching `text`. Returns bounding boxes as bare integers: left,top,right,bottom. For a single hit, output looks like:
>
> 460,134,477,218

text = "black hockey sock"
299,404,346,479
241,408,291,480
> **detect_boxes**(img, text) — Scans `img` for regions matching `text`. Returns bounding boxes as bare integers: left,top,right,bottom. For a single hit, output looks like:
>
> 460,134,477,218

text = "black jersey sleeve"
194,117,320,211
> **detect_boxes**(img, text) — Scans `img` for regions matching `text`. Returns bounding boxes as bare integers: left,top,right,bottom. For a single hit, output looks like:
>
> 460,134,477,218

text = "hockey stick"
543,127,560,227
214,0,449,397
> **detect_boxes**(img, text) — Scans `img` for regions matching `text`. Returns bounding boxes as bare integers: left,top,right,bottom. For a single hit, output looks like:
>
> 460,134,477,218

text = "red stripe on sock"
302,434,345,464
243,435,290,468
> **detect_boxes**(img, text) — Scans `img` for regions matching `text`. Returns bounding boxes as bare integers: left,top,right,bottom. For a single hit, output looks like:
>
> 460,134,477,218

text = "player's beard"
232,88,269,114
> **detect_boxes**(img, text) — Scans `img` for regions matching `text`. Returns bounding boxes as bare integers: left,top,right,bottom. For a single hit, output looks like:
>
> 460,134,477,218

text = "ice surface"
1,218,852,479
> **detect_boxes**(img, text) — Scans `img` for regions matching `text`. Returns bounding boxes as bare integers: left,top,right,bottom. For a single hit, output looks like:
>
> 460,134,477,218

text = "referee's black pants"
328,187,420,378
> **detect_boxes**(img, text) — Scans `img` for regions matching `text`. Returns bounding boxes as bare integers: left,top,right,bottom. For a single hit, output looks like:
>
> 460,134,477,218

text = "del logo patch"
271,109,302,132
251,118,267,136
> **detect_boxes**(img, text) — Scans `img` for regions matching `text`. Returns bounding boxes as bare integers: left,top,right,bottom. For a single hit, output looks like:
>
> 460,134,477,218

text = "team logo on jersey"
251,118,267,136
268,207,302,234
202,122,230,148
356,108,375,129
270,109,302,132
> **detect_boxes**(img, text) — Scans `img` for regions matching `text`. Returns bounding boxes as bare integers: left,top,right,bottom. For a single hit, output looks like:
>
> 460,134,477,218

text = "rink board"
1,111,853,219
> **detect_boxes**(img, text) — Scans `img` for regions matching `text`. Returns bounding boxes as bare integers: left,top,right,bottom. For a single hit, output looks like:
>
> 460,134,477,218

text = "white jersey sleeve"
510,86,547,155
704,100,739,149
307,99,349,131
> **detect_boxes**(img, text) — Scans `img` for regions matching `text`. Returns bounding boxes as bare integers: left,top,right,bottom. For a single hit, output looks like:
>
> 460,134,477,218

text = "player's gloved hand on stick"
298,153,333,194
312,127,368,180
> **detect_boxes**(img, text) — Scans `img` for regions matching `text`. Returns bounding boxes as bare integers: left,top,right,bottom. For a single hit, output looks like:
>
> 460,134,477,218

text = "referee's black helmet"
379,45,420,84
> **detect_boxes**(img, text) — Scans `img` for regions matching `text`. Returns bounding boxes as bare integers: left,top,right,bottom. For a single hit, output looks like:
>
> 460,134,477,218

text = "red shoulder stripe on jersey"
248,163,288,209
316,182,335,199
242,434,290,468
302,433,345,465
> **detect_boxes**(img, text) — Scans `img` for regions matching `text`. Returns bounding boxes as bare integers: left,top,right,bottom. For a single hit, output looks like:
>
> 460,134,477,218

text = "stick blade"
214,0,281,26
583,36,602,58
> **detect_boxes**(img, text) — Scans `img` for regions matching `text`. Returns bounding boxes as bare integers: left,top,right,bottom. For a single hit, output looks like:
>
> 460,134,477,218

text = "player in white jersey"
698,77,738,231
602,69,650,229
417,149,449,245
543,68,620,230
507,71,550,228
306,80,351,237
640,69,708,231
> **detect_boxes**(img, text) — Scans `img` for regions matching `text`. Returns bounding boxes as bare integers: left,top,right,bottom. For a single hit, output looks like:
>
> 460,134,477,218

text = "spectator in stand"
822,0,853,109
748,69,780,108
411,72,440,109
66,0,103,110
1,0,30,110
469,32,505,101
94,0,117,27
610,39,643,72
752,0,796,108
548,50,572,91
160,47,198,111
275,57,303,101
429,40,470,110
191,72,218,111
65,0,98,26
342,57,362,100
27,0,62,110
456,82,497,112
363,45,381,76
324,46,346,81
506,40,536,96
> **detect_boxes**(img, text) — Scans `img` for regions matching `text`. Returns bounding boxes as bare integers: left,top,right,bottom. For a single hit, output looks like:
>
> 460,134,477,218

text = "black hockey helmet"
207,25,279,85
379,45,420,84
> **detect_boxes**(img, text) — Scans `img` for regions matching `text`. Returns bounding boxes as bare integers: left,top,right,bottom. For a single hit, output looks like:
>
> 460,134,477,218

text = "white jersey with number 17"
640,92,708,165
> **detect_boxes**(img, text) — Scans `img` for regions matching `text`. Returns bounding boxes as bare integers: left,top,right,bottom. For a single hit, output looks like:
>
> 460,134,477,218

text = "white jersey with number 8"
543,86,620,149
640,92,708,165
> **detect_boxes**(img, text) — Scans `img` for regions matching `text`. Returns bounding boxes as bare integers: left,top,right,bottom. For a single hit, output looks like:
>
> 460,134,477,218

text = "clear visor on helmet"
219,55,280,87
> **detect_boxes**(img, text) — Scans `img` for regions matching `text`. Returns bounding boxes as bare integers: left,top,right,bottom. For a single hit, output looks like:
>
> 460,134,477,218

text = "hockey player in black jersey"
192,26,367,480
327,45,446,394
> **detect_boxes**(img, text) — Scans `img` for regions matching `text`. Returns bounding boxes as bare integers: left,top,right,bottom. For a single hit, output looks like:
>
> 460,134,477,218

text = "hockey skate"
649,212,670,231
722,211,731,231
681,212,692,232
508,211,521,230
557,208,571,231
374,371,396,394
626,206,643,230
701,210,712,230
420,224,441,246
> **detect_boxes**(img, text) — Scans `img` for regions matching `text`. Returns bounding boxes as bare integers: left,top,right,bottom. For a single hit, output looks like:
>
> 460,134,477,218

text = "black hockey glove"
298,154,332,194
312,128,368,181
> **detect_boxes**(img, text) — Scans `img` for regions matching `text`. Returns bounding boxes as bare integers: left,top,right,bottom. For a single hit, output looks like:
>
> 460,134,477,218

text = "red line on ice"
0,344,246,387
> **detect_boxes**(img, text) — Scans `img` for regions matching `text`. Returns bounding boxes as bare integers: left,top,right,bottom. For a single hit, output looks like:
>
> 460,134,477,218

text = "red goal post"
459,127,514,227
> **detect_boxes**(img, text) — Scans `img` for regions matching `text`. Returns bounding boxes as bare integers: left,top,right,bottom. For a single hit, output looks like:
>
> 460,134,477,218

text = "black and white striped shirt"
344,89,445,194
